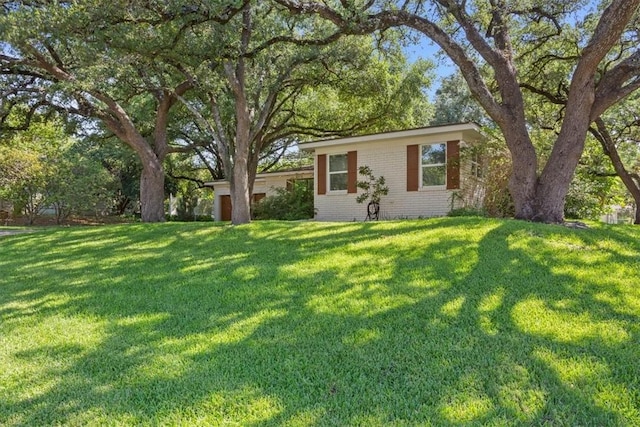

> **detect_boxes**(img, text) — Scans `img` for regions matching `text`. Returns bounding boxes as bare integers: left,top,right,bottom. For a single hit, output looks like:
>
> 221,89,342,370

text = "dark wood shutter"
407,144,419,191
347,150,357,193
317,154,327,195
446,140,460,190
220,195,232,221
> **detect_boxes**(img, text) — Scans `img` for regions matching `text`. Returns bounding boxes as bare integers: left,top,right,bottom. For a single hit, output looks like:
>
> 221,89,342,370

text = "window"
470,152,483,179
421,143,446,186
329,154,348,191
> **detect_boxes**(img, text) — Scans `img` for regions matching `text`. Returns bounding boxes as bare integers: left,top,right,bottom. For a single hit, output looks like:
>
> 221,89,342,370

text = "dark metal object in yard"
366,201,380,221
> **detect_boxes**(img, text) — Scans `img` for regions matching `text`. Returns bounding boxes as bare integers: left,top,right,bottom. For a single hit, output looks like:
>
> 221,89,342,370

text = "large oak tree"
172,2,433,224
277,0,640,223
3,1,432,225
0,1,244,221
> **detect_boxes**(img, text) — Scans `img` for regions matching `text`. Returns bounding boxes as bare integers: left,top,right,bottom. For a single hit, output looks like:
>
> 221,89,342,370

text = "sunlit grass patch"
513,298,630,345
1,218,639,425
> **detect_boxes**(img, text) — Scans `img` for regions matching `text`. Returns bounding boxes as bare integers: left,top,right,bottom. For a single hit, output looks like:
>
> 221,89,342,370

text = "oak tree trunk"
230,106,252,225
230,154,251,225
499,122,539,221
139,158,166,222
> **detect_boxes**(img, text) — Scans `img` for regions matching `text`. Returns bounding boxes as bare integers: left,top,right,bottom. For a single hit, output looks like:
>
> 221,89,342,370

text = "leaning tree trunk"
532,136,588,224
116,137,166,223
533,74,597,223
500,124,539,221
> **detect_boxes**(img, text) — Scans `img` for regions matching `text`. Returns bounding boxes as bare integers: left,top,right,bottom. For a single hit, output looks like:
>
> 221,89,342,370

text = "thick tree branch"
592,49,640,118
520,83,566,105
275,0,506,122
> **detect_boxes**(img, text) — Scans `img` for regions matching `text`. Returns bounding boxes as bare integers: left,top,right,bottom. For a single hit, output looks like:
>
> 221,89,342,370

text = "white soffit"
299,122,484,151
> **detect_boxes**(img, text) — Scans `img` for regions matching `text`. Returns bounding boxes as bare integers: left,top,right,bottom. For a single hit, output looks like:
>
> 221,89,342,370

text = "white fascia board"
203,169,313,188
298,123,484,151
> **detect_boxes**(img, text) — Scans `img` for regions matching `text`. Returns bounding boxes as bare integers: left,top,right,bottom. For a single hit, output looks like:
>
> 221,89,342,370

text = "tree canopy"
1,0,434,224
4,0,638,224
276,0,640,223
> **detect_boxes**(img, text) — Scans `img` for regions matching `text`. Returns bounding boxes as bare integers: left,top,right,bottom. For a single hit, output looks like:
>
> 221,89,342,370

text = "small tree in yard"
356,166,389,220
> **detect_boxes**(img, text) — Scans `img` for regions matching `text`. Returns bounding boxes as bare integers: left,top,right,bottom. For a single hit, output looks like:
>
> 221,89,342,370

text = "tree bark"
230,154,251,225
501,125,538,220
230,88,253,225
139,158,166,222
275,0,640,224
224,7,254,225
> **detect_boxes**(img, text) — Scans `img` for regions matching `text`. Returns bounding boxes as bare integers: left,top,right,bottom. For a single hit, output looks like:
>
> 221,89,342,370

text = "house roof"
204,166,313,188
298,122,484,151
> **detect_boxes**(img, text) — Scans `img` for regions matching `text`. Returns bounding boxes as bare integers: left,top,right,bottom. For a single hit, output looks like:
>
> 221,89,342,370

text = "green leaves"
0,120,117,223
355,165,389,205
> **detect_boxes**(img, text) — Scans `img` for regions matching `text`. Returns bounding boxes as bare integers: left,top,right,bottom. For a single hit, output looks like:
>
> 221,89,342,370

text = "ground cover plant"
1,218,639,425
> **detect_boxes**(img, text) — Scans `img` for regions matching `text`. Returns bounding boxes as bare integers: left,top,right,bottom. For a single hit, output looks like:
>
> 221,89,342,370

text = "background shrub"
253,182,314,220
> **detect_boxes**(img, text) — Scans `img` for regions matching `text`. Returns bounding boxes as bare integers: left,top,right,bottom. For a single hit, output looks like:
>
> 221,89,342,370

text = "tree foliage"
276,0,640,223
2,1,434,225
588,92,640,224
0,1,227,221
0,120,115,224
172,2,434,224
252,181,314,220
430,72,489,126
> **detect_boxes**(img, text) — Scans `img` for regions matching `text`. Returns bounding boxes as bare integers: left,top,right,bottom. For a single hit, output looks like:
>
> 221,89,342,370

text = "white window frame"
420,143,447,188
328,153,348,193
470,151,483,180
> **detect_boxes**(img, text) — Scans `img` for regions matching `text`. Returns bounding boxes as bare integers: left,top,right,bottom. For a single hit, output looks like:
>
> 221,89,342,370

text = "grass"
1,217,639,426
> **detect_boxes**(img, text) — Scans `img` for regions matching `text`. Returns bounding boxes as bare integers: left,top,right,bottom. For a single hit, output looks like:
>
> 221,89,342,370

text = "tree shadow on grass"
1,219,639,425
383,221,640,425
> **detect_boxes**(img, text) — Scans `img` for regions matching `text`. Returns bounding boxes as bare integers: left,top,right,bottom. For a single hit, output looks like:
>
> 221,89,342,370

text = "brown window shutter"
407,144,419,191
446,140,460,190
317,154,326,195
347,150,357,193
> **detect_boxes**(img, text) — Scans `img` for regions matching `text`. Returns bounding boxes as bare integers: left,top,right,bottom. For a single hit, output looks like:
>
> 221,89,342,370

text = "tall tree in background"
0,1,244,222
0,119,114,224
173,2,433,224
589,94,640,224
277,0,640,223
430,72,489,126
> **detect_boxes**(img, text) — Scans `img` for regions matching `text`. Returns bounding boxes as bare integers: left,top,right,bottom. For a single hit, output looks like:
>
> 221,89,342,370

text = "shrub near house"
253,181,314,220
207,167,314,221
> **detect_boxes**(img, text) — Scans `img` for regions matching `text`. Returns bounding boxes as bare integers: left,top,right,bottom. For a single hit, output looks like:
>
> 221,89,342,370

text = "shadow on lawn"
1,219,639,425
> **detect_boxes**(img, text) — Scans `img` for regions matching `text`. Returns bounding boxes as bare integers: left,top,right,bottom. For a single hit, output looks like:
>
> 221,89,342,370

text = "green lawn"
1,218,639,426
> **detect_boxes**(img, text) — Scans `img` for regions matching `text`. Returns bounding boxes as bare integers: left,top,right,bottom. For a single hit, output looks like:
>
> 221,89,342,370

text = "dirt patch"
3,215,135,227
0,229,35,237
1,215,137,237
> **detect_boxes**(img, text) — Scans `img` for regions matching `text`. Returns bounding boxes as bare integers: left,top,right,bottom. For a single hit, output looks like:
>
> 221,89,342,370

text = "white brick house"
300,122,485,221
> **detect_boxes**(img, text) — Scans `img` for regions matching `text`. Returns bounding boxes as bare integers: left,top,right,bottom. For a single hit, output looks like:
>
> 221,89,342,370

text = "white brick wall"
314,132,470,221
